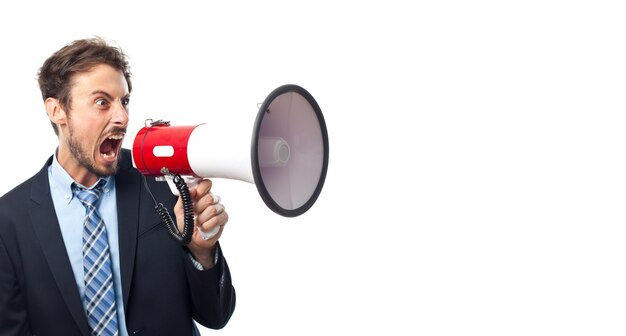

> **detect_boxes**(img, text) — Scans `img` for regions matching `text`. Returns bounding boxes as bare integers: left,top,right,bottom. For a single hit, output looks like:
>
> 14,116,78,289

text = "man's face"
63,63,129,178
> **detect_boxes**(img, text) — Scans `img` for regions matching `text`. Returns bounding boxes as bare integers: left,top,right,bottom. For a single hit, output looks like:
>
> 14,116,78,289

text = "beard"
66,124,120,177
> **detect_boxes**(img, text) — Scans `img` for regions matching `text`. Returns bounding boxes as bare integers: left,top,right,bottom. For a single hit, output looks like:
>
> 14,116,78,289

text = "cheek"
69,120,99,143
77,113,105,129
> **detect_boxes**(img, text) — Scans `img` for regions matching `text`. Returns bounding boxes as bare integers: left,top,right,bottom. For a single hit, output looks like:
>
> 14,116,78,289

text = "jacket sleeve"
0,233,32,335
184,242,236,330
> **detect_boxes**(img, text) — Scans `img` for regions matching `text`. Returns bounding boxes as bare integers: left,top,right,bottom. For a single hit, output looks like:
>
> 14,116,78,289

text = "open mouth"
99,134,124,160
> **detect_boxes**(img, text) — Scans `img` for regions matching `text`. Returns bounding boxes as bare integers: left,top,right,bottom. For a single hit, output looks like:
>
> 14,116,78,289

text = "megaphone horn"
132,84,329,243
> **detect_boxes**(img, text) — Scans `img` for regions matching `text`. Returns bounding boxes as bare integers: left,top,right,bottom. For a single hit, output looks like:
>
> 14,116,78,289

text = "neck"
55,146,100,187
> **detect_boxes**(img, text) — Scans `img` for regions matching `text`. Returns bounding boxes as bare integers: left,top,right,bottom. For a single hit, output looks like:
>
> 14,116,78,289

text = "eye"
121,97,130,106
95,98,108,107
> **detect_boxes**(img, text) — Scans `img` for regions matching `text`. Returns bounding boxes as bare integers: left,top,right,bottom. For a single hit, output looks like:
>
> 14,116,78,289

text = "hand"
174,178,228,268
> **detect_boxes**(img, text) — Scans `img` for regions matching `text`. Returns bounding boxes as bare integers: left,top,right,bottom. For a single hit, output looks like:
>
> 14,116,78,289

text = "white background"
1,1,625,335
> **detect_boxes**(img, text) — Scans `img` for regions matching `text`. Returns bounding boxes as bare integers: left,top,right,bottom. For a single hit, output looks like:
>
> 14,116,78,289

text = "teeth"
101,152,116,159
108,134,124,140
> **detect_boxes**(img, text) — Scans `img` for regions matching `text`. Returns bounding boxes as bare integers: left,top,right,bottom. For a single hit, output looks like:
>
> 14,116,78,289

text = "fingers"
194,191,221,214
193,179,213,199
196,200,226,225
185,179,229,241
210,193,220,204
191,179,217,212
196,200,228,240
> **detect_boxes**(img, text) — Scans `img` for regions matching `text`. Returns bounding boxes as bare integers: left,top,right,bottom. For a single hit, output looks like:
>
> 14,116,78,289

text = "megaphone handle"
165,175,220,241
199,225,220,240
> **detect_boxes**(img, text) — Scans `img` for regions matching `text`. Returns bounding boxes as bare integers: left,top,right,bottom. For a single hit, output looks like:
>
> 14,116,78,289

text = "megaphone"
131,84,329,244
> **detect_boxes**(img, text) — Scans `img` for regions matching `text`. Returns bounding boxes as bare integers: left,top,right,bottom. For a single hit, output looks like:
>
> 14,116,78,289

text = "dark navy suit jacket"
0,149,235,335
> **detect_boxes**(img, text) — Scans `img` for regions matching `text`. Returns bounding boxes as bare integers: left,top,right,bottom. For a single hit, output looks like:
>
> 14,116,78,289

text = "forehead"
70,64,129,97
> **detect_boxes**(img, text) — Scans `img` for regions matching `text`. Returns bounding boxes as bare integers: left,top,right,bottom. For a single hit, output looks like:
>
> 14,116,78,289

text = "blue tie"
74,181,120,336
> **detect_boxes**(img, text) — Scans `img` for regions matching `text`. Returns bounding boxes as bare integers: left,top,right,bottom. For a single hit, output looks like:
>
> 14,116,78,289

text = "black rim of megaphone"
252,84,329,217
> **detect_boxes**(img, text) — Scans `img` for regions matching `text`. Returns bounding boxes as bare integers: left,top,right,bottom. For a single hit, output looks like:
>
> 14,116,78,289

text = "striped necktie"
73,181,119,336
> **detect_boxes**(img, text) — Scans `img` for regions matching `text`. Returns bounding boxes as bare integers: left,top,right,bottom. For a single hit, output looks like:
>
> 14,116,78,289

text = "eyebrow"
90,90,131,100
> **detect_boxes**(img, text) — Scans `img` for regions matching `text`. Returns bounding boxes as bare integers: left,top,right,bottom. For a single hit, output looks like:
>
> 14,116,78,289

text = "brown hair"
37,37,132,134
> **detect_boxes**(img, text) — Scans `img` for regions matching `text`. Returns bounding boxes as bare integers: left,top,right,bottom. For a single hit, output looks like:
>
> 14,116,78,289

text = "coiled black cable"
143,173,195,245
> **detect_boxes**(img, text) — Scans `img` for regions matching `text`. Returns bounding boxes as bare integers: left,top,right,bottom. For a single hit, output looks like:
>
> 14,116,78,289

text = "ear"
45,97,67,127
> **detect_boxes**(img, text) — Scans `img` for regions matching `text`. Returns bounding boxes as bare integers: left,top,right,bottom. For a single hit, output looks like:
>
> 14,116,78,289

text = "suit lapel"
29,158,91,335
115,150,140,309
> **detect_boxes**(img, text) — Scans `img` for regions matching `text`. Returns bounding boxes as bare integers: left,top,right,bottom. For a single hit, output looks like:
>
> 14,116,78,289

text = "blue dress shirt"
48,156,130,336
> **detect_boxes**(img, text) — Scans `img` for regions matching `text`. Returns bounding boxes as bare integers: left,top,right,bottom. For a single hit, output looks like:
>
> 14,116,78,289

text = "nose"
111,99,129,126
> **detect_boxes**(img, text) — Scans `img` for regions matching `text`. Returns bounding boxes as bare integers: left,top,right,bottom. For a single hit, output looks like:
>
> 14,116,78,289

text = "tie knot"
73,180,106,208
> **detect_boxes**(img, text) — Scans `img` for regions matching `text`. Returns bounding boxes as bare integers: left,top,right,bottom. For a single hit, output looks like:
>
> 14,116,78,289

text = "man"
0,37,236,335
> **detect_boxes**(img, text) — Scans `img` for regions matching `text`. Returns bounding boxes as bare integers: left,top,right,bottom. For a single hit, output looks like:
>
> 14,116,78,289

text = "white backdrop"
1,1,625,335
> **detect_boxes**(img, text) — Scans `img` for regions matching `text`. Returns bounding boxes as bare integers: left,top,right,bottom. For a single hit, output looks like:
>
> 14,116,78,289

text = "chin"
102,162,120,176
89,160,120,177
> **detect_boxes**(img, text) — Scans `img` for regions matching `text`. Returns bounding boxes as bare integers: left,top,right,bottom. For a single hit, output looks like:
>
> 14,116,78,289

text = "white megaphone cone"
131,84,329,225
